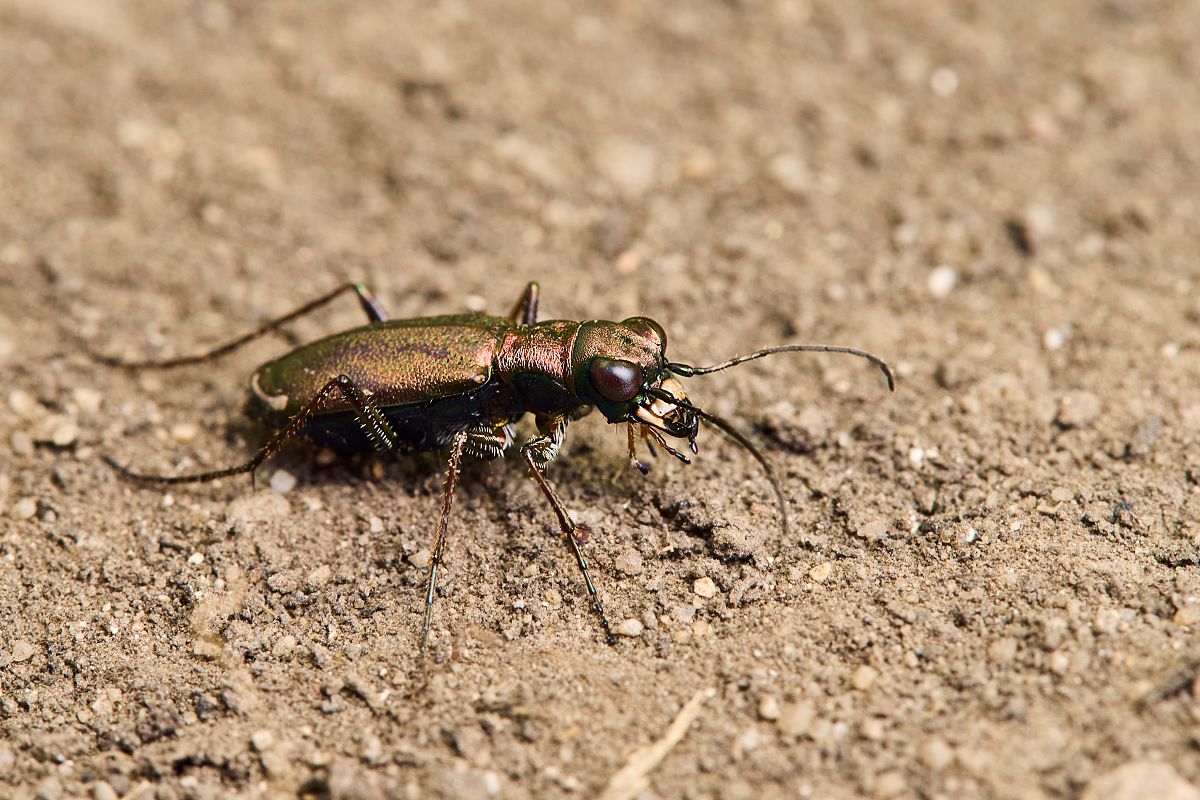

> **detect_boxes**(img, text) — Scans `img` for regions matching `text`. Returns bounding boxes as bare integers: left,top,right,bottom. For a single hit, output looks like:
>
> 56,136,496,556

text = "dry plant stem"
597,687,717,800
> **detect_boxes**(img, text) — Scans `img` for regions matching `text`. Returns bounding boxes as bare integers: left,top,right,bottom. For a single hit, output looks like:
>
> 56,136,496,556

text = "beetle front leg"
507,281,540,326
520,415,616,644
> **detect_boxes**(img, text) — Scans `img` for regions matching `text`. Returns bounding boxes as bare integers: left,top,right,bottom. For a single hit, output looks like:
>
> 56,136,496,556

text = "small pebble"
1044,328,1067,350
187,552,204,565
10,431,33,456
929,66,959,96
251,729,275,752
31,415,78,446
543,588,562,607
368,515,384,533
861,718,885,740
1056,391,1101,428
737,726,762,753
766,152,811,196
11,640,35,662
615,618,644,637
776,700,815,737
693,577,719,599
758,694,781,721
874,769,907,798
92,781,119,800
306,564,332,590
1050,487,1074,503
928,265,958,298
988,637,1019,664
34,776,63,800
691,619,712,637
1094,608,1122,635
808,562,833,583
272,635,298,658
170,422,199,443
8,389,39,418
1081,761,1200,800
920,737,954,771
856,520,888,543
851,665,879,691
10,497,37,520
72,387,103,414
269,468,297,493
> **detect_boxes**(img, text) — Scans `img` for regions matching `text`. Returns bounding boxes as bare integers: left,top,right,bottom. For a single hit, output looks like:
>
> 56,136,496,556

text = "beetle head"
571,317,699,443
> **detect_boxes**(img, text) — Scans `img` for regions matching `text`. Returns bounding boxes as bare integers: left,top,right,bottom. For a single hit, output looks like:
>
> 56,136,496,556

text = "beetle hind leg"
106,373,399,486
93,282,389,369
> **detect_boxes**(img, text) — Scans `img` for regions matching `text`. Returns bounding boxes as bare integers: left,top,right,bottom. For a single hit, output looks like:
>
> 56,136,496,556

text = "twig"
597,687,716,800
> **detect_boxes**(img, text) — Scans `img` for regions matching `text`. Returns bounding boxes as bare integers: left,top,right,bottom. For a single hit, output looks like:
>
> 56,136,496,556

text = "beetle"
101,281,893,646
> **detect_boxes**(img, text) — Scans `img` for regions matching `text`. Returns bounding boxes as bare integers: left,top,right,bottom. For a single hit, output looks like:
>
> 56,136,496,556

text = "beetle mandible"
102,281,894,646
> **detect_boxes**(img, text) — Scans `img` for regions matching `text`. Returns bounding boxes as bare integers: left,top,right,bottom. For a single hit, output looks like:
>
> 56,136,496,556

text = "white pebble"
250,729,275,752
851,665,879,691
170,422,199,444
1043,328,1066,351
766,152,812,196
927,265,958,298
615,618,644,637
693,577,719,599
187,552,204,565
72,387,103,414
269,469,297,494
10,497,37,520
8,389,39,418
930,67,959,97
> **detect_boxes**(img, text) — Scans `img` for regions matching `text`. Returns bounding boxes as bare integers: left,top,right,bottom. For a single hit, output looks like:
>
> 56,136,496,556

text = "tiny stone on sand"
928,265,958,297
269,468,297,493
615,618,643,637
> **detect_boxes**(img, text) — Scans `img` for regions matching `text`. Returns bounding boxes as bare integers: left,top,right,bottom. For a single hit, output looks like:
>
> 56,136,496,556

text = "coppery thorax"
494,320,583,416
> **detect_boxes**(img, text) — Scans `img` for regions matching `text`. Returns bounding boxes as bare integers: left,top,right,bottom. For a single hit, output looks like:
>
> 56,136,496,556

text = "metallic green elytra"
101,281,894,647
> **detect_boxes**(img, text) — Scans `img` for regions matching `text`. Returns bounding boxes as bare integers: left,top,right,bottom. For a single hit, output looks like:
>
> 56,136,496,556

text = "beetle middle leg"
106,373,398,484
420,422,513,649
507,281,540,326
521,414,616,644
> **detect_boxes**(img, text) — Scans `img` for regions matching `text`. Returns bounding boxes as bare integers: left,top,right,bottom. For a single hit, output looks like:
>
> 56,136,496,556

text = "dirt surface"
3,2,1200,798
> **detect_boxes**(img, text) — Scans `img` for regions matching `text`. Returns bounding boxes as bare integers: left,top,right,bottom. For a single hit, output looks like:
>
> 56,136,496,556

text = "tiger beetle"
101,281,893,647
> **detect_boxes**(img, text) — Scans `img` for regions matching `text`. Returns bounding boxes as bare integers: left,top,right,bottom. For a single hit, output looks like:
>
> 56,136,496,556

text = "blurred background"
2,1,1199,798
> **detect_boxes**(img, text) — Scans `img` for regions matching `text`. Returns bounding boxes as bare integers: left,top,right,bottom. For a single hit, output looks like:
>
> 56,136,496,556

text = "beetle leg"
520,416,616,645
105,374,398,485
92,282,388,369
421,427,469,651
626,423,649,474
507,281,540,326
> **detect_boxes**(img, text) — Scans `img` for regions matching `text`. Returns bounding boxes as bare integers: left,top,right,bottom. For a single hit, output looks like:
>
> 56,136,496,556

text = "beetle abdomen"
249,315,509,419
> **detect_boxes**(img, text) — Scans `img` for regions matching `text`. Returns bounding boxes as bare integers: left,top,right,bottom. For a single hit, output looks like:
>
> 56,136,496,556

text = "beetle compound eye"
589,358,643,402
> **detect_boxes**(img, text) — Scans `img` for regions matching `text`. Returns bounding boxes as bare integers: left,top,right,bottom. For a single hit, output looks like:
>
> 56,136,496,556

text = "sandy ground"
3,1,1200,798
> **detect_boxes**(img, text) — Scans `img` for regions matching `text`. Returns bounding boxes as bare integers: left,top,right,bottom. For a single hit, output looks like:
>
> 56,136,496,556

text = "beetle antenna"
669,344,895,392
648,388,789,536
